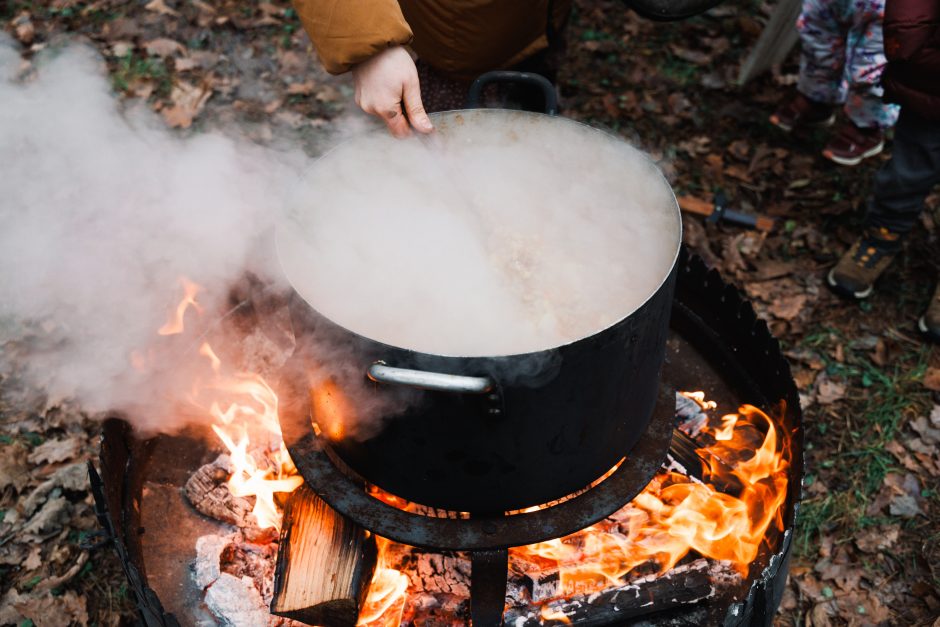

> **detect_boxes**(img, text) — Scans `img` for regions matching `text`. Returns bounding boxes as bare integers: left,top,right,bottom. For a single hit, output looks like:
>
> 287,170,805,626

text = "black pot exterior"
288,260,678,513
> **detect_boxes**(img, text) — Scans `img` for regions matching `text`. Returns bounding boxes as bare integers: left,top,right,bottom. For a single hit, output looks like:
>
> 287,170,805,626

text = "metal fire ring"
280,381,676,551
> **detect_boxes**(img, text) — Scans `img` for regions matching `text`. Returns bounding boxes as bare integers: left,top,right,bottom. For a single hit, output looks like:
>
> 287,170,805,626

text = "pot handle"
466,71,559,115
367,362,495,394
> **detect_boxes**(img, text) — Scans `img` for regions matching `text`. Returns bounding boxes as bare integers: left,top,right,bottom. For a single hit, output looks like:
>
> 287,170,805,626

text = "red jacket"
882,0,940,120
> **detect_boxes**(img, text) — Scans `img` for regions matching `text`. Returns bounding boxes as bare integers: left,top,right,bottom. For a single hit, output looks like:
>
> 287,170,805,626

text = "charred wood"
270,486,377,627
504,558,734,626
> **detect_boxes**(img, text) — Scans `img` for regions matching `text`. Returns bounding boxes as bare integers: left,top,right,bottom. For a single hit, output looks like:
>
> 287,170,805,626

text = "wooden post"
271,486,378,626
738,0,802,85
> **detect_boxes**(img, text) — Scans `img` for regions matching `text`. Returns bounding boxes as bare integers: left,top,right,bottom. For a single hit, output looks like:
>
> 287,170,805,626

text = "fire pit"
90,249,803,626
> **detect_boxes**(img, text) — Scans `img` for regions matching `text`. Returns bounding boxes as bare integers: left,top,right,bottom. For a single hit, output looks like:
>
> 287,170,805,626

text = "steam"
280,110,681,356
0,39,680,441
0,40,304,432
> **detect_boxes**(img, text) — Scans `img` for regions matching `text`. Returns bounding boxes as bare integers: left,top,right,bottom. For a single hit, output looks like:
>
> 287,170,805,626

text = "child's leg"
843,0,900,129
866,109,940,234
797,0,849,105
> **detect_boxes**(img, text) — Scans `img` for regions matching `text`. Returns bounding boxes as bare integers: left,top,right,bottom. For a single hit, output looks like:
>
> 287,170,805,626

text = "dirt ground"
1,0,938,625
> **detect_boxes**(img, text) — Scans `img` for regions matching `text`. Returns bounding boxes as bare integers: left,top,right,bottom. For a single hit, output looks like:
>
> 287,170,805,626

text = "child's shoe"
918,283,940,343
770,92,836,132
822,122,885,166
827,227,901,299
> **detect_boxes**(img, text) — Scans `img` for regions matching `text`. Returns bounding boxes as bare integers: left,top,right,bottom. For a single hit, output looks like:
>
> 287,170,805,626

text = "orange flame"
158,276,203,335
358,538,409,626
195,341,302,530
511,400,789,601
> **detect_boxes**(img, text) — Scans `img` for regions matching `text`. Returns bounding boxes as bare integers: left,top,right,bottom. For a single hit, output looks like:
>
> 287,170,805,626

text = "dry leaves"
161,80,213,128
0,589,89,627
867,472,928,519
26,435,83,464
143,37,186,58
768,293,808,322
922,367,940,391
144,0,179,17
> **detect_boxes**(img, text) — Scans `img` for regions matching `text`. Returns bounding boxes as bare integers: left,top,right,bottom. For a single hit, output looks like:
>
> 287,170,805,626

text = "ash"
186,458,300,627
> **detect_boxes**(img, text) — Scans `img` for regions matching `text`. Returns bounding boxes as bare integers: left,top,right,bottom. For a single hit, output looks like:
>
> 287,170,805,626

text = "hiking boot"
822,122,884,166
918,283,940,343
826,227,902,299
769,92,836,132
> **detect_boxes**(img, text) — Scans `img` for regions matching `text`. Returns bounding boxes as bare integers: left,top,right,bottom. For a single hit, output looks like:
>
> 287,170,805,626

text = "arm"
292,0,432,137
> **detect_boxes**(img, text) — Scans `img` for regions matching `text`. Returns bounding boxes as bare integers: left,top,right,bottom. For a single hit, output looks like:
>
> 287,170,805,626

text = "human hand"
352,46,433,138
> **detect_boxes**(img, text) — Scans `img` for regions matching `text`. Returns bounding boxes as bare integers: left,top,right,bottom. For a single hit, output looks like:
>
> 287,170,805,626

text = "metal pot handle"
466,71,559,115
367,362,494,394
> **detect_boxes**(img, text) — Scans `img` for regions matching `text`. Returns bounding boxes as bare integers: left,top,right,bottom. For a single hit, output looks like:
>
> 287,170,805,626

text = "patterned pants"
796,0,900,129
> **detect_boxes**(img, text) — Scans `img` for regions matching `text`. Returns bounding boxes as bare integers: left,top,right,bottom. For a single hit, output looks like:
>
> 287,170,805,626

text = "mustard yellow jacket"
292,0,572,80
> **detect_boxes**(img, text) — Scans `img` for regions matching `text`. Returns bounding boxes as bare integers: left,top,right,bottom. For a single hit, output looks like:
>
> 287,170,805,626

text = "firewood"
270,486,377,627
504,558,736,626
184,455,253,527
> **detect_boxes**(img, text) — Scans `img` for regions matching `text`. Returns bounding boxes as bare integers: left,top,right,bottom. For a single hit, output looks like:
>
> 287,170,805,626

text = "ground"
1,0,938,625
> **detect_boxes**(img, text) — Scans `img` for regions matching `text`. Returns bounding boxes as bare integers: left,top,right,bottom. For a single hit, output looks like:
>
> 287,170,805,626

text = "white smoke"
0,38,681,440
0,39,306,432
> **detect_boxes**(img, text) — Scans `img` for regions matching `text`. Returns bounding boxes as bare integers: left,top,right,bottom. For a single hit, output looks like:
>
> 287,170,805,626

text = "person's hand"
352,46,433,138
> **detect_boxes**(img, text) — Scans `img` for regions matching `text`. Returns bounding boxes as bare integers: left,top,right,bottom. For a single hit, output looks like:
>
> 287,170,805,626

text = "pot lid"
277,109,681,357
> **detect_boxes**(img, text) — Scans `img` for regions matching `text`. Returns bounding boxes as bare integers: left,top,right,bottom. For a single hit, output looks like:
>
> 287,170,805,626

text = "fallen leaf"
931,404,940,428
109,41,133,57
27,435,82,464
0,444,30,491
923,367,940,391
854,525,900,553
145,0,179,16
911,415,940,444
768,293,808,321
877,473,928,519
809,601,833,627
905,437,933,455
286,80,315,96
13,12,35,45
3,588,88,627
23,545,42,571
793,368,818,390
174,57,198,72
815,374,846,405
144,37,186,58
22,495,70,535
886,439,922,472
162,81,213,129
753,259,795,281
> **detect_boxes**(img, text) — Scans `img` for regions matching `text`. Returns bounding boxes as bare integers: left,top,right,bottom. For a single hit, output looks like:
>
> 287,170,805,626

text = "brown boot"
770,92,836,132
826,227,902,299
918,283,940,343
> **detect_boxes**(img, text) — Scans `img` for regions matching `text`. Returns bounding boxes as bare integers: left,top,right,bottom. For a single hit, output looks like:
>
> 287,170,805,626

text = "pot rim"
276,109,682,359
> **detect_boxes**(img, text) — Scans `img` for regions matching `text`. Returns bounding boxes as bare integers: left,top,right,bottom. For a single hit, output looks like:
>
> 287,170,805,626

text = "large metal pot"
277,108,681,513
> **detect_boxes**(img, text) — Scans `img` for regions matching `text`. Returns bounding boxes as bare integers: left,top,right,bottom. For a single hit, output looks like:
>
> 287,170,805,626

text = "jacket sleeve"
883,0,940,61
291,0,414,74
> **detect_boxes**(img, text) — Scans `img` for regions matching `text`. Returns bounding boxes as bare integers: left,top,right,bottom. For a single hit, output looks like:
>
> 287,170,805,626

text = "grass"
110,53,172,99
794,327,934,557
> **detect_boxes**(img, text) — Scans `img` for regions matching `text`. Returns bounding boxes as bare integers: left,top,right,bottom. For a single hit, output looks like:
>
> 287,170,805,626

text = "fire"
197,343,303,530
158,276,202,335
512,399,790,601
157,274,790,624
156,278,301,530
358,538,409,627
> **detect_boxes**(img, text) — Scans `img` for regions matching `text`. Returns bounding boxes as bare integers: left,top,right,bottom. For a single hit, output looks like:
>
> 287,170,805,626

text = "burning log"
185,454,253,527
270,485,377,626
504,558,734,626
